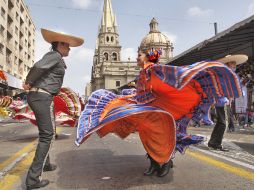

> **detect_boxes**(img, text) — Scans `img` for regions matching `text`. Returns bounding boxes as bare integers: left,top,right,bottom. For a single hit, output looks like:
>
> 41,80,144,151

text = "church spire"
100,0,117,33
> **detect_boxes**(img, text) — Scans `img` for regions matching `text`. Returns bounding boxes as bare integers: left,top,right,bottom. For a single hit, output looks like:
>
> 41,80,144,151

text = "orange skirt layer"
97,110,176,164
150,74,202,120
97,74,202,163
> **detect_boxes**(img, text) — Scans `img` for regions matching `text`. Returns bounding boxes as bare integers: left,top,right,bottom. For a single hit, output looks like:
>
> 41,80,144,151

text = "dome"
139,18,174,63
140,32,170,47
140,18,171,48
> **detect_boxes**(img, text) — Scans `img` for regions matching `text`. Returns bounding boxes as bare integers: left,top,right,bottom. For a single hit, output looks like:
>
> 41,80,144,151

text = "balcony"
20,26,25,34
7,24,14,35
28,48,33,55
19,53,24,61
8,11,14,21
0,36,5,44
18,66,23,75
6,39,14,51
19,39,24,48
28,38,32,45
6,56,13,70
14,48,19,55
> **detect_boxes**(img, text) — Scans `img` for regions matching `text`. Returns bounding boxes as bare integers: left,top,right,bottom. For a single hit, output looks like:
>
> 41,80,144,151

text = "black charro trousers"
208,106,226,147
26,91,55,186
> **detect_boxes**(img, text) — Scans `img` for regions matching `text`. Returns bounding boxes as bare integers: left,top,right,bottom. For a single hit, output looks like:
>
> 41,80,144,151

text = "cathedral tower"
91,0,122,91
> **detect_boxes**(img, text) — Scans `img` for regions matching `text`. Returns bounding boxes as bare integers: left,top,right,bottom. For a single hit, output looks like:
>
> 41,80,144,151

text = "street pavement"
0,119,253,190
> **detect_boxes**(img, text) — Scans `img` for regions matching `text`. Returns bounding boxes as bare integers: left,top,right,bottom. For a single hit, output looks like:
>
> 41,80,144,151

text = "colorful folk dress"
76,61,242,163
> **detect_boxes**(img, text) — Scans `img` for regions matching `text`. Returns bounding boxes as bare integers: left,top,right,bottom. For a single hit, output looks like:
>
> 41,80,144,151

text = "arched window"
106,36,109,42
111,36,114,42
104,52,109,61
112,52,117,61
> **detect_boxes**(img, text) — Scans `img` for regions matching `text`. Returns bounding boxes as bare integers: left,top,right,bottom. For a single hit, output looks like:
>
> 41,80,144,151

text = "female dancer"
76,49,242,177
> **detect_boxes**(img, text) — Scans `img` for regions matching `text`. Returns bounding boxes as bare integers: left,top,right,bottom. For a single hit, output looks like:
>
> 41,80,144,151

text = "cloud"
187,6,214,17
162,31,177,44
71,0,100,9
66,47,94,65
246,2,254,17
121,48,137,61
34,29,93,95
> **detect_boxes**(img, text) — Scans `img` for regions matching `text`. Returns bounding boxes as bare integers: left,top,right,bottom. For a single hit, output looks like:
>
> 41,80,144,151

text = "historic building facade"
88,0,173,95
0,0,35,90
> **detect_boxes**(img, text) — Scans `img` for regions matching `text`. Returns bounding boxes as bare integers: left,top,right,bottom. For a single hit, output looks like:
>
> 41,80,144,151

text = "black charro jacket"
25,51,66,95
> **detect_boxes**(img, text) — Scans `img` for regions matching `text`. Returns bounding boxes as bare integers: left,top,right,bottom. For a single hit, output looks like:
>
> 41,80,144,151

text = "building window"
116,81,120,87
0,25,5,36
0,43,4,54
106,36,109,42
14,56,18,64
20,5,24,13
15,26,18,35
104,52,108,61
15,41,18,50
111,36,114,42
1,7,6,19
112,52,117,61
16,12,19,21
6,53,12,64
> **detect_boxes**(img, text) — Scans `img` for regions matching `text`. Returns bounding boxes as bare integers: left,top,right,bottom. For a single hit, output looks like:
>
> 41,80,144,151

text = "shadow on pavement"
0,134,37,143
0,132,71,142
233,141,254,155
55,133,72,140
56,149,173,190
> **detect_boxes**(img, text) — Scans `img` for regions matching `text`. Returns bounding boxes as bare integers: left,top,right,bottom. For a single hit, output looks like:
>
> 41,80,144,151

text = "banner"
235,86,248,113
3,72,22,89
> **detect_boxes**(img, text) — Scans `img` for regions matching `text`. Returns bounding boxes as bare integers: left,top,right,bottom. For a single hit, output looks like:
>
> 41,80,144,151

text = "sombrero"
218,54,248,65
128,81,136,87
41,28,84,47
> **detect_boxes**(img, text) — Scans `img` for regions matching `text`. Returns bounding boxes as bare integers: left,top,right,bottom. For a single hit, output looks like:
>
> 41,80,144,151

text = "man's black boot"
43,164,57,172
208,143,229,152
26,179,49,190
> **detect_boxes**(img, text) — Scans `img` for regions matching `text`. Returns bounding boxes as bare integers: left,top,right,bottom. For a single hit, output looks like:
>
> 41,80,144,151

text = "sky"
23,0,254,95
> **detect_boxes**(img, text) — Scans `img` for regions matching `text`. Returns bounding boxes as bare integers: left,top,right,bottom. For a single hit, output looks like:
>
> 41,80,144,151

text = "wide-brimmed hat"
128,81,136,87
41,28,84,47
217,54,248,65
